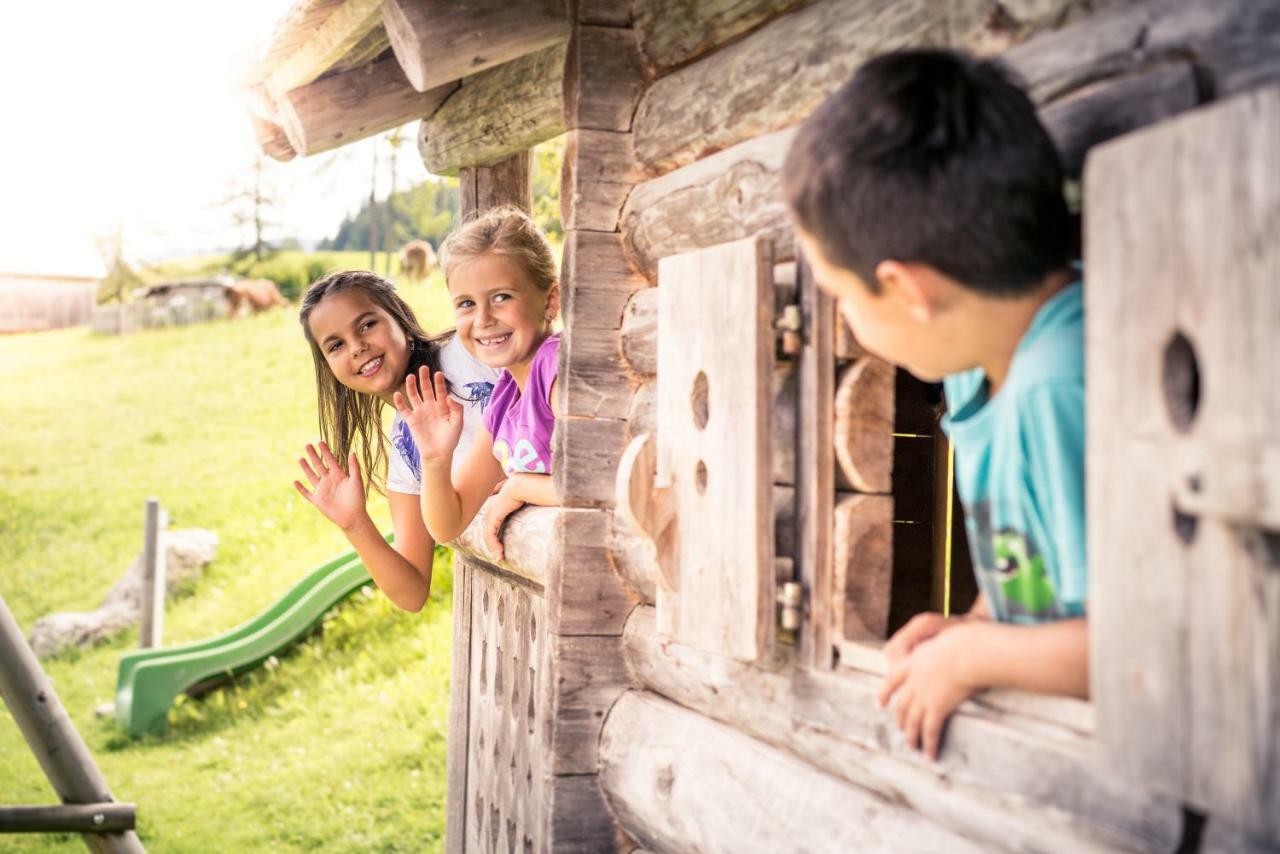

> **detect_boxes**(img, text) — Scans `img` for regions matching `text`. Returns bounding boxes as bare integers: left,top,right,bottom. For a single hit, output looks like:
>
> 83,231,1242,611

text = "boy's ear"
875,260,935,323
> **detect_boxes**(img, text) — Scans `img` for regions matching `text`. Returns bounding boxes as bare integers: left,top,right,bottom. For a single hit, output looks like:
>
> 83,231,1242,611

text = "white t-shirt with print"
386,334,501,494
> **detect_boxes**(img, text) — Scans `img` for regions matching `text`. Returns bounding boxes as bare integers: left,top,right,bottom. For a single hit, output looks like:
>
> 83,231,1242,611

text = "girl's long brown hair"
299,270,444,495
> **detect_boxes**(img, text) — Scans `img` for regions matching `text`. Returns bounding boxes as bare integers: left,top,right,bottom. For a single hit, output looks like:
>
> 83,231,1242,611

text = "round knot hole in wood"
691,370,709,430
1162,330,1200,434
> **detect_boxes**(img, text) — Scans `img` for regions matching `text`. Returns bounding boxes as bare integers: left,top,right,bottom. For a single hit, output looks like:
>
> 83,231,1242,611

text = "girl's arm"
419,423,504,543
295,442,434,612
497,473,556,506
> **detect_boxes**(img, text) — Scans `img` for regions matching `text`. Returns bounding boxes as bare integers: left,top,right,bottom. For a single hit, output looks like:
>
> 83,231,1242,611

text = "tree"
219,153,280,263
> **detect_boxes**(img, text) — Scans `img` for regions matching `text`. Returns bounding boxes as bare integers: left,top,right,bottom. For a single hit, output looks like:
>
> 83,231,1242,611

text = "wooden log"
632,0,948,174
278,54,455,156
1040,61,1200,175
452,502,567,588
833,493,893,642
250,115,296,162
632,0,807,71
599,690,988,853
546,774,622,852
578,0,632,26
459,152,532,217
382,0,569,94
833,357,895,494
622,606,1183,852
0,803,135,834
614,434,678,594
418,43,567,176
562,129,644,233
619,288,657,376
564,25,648,132
560,328,635,420
554,416,629,507
561,230,648,333
264,0,383,99
621,125,797,281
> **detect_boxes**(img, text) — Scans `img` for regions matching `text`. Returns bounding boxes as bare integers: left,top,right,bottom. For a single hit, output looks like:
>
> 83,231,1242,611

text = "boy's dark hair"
785,49,1071,296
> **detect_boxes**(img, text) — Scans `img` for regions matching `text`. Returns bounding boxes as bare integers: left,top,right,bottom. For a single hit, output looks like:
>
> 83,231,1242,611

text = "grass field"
0,270,459,851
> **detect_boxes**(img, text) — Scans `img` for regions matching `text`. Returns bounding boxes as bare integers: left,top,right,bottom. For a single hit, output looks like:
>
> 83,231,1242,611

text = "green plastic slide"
115,548,375,737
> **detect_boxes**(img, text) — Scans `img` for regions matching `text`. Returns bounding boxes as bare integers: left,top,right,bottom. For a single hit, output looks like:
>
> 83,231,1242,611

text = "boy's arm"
878,616,1087,759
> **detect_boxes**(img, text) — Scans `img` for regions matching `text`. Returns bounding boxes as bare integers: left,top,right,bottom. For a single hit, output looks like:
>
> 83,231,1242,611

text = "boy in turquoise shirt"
784,49,1087,759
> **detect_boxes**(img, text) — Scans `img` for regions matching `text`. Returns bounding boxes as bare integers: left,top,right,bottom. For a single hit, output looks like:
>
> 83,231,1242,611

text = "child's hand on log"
483,486,525,562
877,626,976,761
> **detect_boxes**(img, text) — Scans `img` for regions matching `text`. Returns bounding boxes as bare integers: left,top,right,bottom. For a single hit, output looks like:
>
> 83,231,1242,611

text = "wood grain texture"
559,327,635,420
278,54,455,156
632,0,947,174
383,0,568,93
546,774,623,852
452,503,569,588
833,357,895,494
444,554,475,854
564,24,648,132
619,287,657,375
600,690,987,853
1085,86,1280,840
546,634,631,775
554,417,629,507
622,606,1182,852
265,0,383,99
621,126,797,281
561,129,644,233
459,152,532,217
632,0,806,71
561,230,649,332
418,43,567,175
833,494,894,642
546,508,636,636
251,115,296,162
655,237,775,660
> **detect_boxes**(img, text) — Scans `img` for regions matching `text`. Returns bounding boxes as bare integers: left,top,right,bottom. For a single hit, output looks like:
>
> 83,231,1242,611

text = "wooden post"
0,804,135,834
458,152,532,217
139,499,164,649
0,597,145,853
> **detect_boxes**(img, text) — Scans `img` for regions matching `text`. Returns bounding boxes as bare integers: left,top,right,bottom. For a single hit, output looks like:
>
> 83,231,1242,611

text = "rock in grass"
28,529,219,658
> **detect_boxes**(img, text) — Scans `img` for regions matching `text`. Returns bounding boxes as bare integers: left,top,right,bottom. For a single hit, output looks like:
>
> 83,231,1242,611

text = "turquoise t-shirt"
942,282,1086,624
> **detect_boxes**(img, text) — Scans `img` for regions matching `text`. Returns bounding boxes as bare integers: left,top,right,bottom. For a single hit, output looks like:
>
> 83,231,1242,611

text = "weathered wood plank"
562,129,644,233
833,357,895,494
444,553,475,854
418,43,567,176
279,54,455,156
251,115,296,162
565,24,648,132
632,0,806,71
452,503,573,588
578,0,632,27
546,509,636,636
383,0,568,93
559,328,635,420
459,152,532,217
796,256,835,668
621,125,797,281
554,417,629,507
622,606,1183,852
1085,86,1280,840
561,230,649,332
546,774,621,852
632,0,947,174
655,237,775,660
547,634,631,775
600,690,988,853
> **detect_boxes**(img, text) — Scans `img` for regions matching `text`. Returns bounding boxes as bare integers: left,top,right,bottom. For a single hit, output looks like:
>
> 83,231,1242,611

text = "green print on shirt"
992,529,1057,616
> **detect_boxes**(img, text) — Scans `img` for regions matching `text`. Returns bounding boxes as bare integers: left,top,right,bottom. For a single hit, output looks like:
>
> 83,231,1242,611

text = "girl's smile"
449,253,558,380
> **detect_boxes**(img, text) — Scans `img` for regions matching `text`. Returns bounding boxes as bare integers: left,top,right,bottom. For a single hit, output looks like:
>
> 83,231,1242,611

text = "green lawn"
0,270,458,851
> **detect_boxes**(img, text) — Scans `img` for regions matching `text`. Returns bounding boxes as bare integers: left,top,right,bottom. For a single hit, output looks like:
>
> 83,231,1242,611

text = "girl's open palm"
294,442,366,531
394,366,464,463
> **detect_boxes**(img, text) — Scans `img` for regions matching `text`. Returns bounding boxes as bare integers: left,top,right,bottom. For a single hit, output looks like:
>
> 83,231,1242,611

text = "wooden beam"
622,606,1183,852
417,44,566,176
564,25,648,132
382,0,569,93
458,151,532,217
250,115,296,162
278,54,455,157
633,0,806,71
599,690,989,853
832,494,893,642
265,0,384,99
833,357,894,494
451,502,565,588
0,803,136,834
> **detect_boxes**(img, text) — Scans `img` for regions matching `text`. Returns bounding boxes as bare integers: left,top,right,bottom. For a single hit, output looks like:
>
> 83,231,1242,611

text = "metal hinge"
776,581,804,634
776,304,803,355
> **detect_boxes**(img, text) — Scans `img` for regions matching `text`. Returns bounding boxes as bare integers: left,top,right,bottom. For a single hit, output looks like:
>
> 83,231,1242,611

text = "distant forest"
320,137,564,253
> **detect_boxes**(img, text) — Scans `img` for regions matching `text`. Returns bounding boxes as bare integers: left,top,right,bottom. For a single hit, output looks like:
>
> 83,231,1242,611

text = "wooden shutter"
1086,87,1280,840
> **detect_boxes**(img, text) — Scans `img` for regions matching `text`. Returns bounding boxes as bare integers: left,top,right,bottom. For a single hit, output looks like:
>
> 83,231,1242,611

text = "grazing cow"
225,278,289,317
400,240,437,281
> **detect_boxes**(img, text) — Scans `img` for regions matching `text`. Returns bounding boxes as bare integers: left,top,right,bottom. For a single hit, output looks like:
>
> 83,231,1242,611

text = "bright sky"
0,1,430,277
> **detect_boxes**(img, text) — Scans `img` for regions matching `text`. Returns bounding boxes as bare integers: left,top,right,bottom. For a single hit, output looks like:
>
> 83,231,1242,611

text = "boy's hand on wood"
294,442,367,532
394,366,464,463
883,612,954,667
877,626,976,761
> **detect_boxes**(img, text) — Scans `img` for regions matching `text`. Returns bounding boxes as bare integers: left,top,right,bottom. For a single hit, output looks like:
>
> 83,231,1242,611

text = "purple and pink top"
485,333,558,475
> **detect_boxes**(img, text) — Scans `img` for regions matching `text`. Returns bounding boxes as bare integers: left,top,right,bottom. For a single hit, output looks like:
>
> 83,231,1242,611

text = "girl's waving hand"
394,365,464,463
295,441,366,532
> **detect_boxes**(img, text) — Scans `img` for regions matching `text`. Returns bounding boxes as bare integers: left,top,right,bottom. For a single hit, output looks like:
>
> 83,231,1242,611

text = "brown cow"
225,278,288,317
399,240,437,281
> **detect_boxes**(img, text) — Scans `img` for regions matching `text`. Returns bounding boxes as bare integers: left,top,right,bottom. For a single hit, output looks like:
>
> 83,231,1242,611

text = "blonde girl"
293,270,500,610
394,206,561,560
